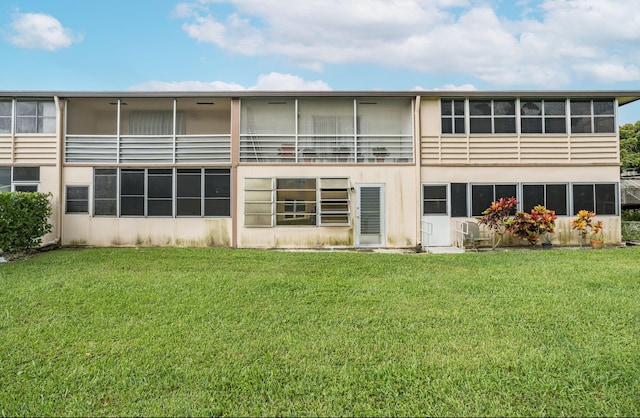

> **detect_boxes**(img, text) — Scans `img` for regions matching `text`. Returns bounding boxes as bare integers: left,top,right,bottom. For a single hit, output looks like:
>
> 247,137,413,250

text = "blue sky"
1,0,640,122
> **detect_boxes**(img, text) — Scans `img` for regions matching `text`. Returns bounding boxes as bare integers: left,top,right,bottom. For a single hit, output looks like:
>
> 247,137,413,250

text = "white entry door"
422,184,451,247
356,184,385,247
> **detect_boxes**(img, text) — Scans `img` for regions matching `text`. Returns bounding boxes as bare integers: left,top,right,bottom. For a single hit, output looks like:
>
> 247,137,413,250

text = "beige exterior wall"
0,134,57,164
40,166,61,245
61,166,232,247
237,165,419,248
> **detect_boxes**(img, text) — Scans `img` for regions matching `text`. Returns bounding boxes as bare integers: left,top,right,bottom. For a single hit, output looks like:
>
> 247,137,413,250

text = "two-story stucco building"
1,90,638,250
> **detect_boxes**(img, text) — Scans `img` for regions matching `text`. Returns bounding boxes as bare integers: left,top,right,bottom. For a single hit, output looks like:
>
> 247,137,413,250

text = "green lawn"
1,247,639,417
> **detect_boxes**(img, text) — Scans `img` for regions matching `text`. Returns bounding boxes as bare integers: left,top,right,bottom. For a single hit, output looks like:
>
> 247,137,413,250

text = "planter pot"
542,242,552,250
590,239,604,249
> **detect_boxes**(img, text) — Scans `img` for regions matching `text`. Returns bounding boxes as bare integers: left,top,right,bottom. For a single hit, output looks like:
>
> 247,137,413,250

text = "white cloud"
175,0,640,87
414,84,478,91
7,12,82,51
129,72,331,91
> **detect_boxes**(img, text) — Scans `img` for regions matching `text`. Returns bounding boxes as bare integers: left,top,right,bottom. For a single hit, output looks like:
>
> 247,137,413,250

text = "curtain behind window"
129,111,185,135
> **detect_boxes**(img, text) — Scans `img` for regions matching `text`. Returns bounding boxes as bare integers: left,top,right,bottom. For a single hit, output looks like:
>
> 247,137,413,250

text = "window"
450,183,468,217
520,100,566,134
469,99,516,134
120,169,145,216
276,178,317,225
441,99,465,134
244,178,274,227
245,177,350,227
15,100,55,134
94,168,231,218
11,166,40,192
522,184,568,215
177,169,202,216
572,183,617,215
66,186,89,214
0,167,10,193
319,178,350,225
94,169,117,216
471,184,517,216
0,101,11,134
570,99,615,134
205,169,231,216
147,169,173,216
423,185,447,215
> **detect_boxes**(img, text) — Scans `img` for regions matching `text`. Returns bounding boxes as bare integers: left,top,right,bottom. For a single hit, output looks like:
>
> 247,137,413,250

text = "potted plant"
302,148,316,162
570,210,604,249
373,147,388,162
508,205,557,247
541,232,554,249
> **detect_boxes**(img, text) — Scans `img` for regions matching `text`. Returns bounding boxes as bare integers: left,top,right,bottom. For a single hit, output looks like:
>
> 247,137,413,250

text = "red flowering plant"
477,197,518,249
508,205,558,246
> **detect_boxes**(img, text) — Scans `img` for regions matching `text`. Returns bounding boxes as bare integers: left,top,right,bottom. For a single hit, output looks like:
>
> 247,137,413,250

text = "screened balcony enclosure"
240,98,414,163
65,98,232,164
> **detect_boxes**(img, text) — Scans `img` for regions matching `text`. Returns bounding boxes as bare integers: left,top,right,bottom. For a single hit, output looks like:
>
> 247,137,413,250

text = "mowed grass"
1,247,639,417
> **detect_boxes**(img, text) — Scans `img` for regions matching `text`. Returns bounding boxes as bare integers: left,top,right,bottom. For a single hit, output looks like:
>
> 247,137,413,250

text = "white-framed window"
521,184,568,215
570,99,615,134
441,97,615,136
520,100,567,134
244,177,351,227
469,99,516,134
572,183,617,215
0,100,12,134
441,99,465,134
15,100,56,134
0,166,41,192
66,186,90,214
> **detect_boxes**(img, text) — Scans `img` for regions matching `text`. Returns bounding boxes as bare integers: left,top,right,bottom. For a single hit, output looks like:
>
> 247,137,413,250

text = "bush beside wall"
0,192,53,254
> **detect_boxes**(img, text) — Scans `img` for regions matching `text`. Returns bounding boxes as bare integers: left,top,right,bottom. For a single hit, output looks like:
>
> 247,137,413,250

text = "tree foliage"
0,192,53,254
620,121,640,171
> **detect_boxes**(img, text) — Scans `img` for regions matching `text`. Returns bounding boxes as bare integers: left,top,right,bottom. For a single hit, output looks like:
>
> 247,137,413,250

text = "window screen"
66,186,89,214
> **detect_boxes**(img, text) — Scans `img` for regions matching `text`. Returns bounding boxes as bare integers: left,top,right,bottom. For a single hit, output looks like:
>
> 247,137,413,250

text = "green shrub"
0,192,53,253
622,209,640,222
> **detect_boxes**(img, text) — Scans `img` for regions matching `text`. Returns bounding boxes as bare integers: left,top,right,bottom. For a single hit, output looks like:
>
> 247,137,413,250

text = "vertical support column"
230,97,240,248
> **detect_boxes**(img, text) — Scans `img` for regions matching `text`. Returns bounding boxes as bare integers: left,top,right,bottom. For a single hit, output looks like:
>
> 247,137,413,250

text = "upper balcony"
239,97,414,164
64,98,232,165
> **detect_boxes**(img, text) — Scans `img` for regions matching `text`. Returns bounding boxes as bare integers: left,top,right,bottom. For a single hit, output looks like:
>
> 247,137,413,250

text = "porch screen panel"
573,184,595,213
298,98,354,162
147,169,173,217
595,183,616,215
357,98,413,163
94,168,117,216
120,169,145,216
240,99,295,162
204,169,231,216
546,184,568,215
450,183,468,217
177,168,202,216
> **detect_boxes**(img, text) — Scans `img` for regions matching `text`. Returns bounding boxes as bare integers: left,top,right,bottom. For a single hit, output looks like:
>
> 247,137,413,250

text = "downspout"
414,96,422,247
55,96,64,246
